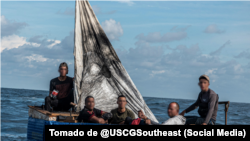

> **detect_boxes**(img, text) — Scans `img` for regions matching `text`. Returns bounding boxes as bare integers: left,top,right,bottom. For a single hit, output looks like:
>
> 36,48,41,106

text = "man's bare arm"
181,93,200,115
119,121,125,124
49,91,52,97
89,116,107,124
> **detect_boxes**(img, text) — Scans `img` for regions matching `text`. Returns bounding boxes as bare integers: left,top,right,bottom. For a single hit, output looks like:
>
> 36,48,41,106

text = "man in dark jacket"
180,74,219,125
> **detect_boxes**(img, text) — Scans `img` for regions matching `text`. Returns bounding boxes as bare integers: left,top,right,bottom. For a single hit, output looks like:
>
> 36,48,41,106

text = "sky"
1,1,250,103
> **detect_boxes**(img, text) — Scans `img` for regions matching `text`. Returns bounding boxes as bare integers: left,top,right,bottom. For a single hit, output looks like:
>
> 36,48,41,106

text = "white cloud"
47,39,61,48
116,38,250,84
234,64,244,74
204,24,225,34
25,54,48,62
30,43,41,47
152,70,165,74
1,35,26,52
150,70,165,77
1,15,8,25
1,31,75,82
1,34,40,52
205,68,217,75
118,0,135,6
101,19,123,41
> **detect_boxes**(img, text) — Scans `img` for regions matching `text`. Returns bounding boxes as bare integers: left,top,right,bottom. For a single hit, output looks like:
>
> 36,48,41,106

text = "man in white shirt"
139,102,186,125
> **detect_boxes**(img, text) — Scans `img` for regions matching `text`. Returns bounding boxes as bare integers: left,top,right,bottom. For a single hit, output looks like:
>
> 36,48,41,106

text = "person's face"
85,98,95,110
198,79,209,91
59,66,68,76
117,97,127,109
138,110,144,118
168,103,179,118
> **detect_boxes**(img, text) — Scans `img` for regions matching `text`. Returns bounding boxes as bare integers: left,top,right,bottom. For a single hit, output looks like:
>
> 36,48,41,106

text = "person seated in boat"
44,62,74,112
180,74,219,125
77,96,112,124
124,102,186,125
109,95,135,124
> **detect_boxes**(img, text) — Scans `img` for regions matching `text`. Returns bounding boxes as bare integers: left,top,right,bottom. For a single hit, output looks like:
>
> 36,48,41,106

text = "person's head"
58,62,68,76
85,96,95,110
137,109,146,119
167,102,179,118
117,95,127,109
198,74,210,92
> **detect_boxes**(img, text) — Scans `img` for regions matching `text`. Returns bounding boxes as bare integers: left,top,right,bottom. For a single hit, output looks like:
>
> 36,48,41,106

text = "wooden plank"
50,112,79,117
28,105,79,117
28,108,57,121
28,106,52,115
57,119,78,123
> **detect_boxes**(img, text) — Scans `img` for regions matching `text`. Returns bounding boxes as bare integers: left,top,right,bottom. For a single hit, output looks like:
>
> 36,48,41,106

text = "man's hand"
70,102,77,107
145,119,151,125
89,116,107,124
201,123,207,125
180,110,186,116
49,91,52,97
98,118,108,124
119,121,125,125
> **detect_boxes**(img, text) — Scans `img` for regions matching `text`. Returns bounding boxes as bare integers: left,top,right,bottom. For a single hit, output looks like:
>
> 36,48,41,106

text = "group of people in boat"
44,62,219,125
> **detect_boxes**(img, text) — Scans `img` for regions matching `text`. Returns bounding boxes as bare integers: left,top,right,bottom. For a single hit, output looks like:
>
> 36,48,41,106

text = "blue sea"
1,87,250,140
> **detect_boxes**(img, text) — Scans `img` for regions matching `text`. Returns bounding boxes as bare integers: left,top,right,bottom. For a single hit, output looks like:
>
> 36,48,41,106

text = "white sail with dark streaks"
73,0,158,122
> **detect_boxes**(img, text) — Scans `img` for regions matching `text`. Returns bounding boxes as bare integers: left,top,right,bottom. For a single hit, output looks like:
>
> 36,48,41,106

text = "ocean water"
1,87,250,140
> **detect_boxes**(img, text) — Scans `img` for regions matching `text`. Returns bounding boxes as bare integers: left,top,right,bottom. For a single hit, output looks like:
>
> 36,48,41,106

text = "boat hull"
27,116,109,141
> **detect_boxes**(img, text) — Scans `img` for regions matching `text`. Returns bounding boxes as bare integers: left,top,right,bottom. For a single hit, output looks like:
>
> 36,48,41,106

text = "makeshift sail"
73,0,158,122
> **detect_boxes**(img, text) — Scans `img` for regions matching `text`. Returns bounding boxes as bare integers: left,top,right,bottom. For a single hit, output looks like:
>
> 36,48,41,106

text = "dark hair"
85,96,94,103
169,102,180,111
199,76,206,80
117,95,126,100
59,62,68,70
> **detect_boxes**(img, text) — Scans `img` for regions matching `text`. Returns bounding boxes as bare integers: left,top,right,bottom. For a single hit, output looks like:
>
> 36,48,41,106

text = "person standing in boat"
109,95,135,124
44,62,74,112
77,96,112,124
180,74,219,125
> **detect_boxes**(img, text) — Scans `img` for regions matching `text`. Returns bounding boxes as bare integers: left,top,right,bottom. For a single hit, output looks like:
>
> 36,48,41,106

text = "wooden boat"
27,105,110,141
26,101,230,140
27,0,231,140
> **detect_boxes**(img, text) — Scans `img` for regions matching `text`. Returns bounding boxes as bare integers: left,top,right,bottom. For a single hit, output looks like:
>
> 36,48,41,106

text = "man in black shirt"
77,96,109,124
44,62,74,112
